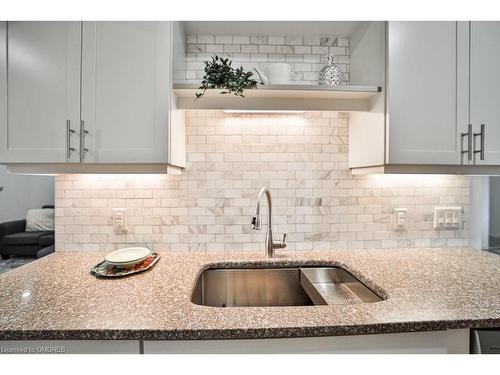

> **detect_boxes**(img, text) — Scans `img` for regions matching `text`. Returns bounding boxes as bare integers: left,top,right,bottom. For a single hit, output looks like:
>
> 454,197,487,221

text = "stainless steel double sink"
191,266,383,307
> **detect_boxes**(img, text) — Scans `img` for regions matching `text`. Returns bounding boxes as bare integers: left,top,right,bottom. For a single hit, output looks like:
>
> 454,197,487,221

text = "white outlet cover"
393,208,408,231
112,207,128,233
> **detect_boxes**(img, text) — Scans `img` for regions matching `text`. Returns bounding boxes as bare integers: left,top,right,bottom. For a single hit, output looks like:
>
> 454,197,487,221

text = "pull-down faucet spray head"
251,201,262,230
251,215,261,230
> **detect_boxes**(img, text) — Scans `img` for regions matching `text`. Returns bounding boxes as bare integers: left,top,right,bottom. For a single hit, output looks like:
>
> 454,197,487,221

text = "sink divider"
299,267,383,305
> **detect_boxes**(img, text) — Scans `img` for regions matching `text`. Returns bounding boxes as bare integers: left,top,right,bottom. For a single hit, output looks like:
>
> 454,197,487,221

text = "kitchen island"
0,248,499,353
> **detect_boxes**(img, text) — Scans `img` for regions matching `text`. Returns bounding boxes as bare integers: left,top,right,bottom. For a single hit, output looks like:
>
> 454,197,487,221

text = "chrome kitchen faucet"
251,187,287,258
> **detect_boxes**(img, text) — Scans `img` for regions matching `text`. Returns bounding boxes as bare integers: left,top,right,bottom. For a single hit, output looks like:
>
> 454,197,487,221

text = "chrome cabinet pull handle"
66,120,76,160
473,124,485,162
460,124,473,163
80,120,89,161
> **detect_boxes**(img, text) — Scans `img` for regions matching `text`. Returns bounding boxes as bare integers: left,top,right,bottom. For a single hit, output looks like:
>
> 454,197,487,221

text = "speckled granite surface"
0,248,499,340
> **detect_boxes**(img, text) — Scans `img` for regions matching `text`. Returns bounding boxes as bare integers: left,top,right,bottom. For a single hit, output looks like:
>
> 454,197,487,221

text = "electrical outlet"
394,208,407,231
433,206,462,230
112,208,128,233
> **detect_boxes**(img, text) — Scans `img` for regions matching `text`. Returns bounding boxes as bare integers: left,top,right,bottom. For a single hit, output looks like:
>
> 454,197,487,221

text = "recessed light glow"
363,174,463,188
12,173,59,176
222,110,305,114
67,174,164,181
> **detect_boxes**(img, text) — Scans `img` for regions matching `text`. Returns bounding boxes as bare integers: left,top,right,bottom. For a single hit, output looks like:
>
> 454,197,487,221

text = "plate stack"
105,247,152,268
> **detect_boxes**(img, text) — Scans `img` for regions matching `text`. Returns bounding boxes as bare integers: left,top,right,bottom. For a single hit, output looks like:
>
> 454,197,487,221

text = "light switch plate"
433,206,462,230
394,208,408,231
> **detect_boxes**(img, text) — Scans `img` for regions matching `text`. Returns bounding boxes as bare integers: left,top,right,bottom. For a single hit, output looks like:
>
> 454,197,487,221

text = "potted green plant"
195,56,258,99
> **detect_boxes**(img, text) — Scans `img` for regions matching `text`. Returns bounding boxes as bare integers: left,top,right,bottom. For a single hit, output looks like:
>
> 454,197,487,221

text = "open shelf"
173,84,382,112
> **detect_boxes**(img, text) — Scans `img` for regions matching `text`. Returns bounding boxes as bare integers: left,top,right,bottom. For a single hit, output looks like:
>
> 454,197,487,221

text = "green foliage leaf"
195,55,258,100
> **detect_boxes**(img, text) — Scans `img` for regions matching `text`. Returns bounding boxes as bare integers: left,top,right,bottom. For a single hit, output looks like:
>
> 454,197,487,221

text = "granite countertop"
0,248,500,340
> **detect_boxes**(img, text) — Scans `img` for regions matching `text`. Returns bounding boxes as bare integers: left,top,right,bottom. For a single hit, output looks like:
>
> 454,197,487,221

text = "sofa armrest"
0,219,27,240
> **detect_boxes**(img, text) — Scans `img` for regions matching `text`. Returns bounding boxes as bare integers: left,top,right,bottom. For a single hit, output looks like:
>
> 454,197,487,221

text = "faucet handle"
282,232,287,247
273,232,287,249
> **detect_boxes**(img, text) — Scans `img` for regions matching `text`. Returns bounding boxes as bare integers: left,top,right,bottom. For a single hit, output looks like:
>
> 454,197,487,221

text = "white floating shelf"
173,84,382,112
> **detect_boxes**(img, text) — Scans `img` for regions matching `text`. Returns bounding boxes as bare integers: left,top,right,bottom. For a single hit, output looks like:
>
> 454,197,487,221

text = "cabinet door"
144,329,469,354
81,22,171,163
470,22,500,165
387,22,465,165
0,21,81,163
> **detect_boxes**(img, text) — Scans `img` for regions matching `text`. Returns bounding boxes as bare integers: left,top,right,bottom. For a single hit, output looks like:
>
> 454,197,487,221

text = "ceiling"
182,21,367,38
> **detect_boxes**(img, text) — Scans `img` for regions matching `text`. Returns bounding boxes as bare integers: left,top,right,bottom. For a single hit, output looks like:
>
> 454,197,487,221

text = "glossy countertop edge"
1,248,500,341
1,320,500,341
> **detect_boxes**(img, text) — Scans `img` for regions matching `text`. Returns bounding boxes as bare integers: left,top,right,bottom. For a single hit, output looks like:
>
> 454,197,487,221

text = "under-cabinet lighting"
364,174,457,187
222,110,305,114
12,173,59,176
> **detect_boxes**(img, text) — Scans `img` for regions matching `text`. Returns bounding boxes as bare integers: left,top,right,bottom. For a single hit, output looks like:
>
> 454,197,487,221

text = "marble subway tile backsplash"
55,111,470,252
185,34,350,85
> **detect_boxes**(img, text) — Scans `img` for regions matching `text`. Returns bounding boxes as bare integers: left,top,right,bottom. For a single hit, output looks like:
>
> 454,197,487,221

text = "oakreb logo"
1,345,66,354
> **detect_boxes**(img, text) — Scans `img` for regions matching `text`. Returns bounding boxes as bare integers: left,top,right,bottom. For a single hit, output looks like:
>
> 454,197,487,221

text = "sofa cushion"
26,209,55,232
4,231,54,246
38,233,55,246
0,219,26,239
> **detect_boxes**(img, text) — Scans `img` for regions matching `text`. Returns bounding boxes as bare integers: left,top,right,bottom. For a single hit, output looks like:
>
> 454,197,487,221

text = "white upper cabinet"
350,21,500,174
0,21,185,172
387,21,463,165
81,22,172,164
0,21,81,163
469,22,500,165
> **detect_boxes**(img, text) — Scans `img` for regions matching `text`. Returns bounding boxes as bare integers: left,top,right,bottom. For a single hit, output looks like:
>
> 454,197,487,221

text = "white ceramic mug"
266,63,300,84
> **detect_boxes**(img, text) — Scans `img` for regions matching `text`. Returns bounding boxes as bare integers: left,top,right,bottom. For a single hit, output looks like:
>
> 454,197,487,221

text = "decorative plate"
91,253,160,278
105,247,152,267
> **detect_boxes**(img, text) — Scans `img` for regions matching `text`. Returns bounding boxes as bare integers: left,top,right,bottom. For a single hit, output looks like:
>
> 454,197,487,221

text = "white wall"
0,165,54,222
489,177,500,238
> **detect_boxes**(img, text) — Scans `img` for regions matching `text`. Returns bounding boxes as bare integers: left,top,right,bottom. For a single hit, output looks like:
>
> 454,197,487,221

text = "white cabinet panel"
81,21,171,164
0,21,81,163
387,21,463,165
0,330,470,354
144,329,469,354
470,22,500,165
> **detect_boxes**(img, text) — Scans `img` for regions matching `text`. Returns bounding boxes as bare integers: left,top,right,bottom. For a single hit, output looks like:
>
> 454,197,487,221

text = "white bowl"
105,247,152,267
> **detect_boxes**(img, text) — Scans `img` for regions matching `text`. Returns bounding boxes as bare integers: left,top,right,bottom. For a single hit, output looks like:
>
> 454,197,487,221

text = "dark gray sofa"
0,206,55,259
